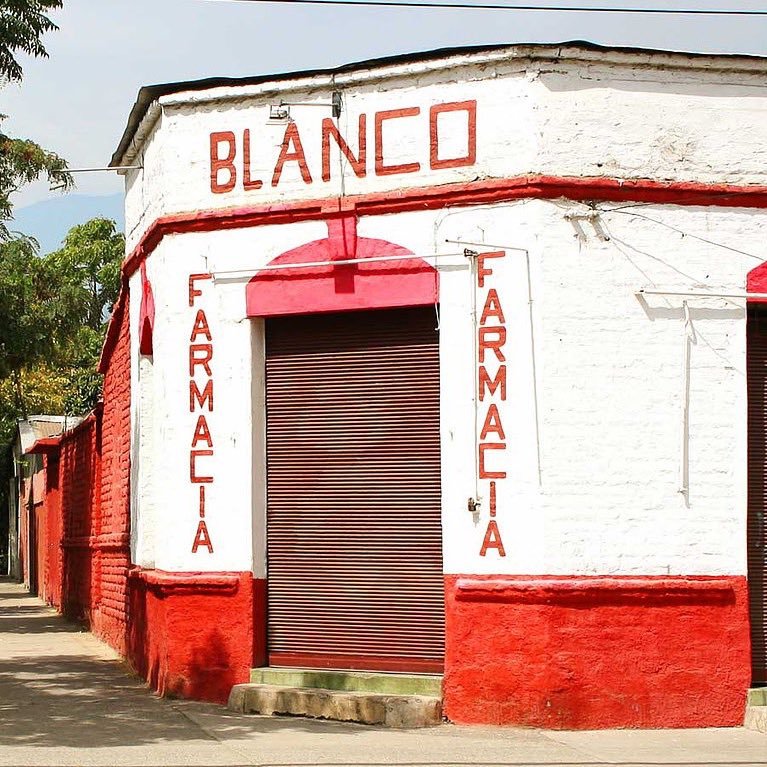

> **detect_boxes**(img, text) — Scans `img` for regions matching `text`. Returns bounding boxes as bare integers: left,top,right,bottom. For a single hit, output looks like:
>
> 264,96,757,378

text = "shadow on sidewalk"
0,582,380,749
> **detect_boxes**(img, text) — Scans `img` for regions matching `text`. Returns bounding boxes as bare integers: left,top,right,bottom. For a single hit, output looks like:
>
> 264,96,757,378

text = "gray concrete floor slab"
0,578,764,767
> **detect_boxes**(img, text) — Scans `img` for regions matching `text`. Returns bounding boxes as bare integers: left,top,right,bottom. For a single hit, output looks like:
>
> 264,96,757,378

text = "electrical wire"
603,208,764,261
600,190,767,213
199,0,767,15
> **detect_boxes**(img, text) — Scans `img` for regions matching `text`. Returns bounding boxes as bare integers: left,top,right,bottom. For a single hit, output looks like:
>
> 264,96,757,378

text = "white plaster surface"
122,47,766,577
122,48,767,249
128,199,758,576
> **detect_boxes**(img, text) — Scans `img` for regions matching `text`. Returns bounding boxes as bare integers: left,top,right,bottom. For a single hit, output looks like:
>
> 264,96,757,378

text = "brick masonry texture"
33,302,132,640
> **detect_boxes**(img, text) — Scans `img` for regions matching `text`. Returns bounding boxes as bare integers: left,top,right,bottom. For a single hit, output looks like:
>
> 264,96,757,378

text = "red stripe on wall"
100,173,767,371
444,574,751,729
122,174,767,280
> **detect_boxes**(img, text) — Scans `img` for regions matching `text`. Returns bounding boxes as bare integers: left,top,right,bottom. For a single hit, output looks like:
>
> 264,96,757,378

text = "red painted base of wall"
127,569,261,704
444,574,751,729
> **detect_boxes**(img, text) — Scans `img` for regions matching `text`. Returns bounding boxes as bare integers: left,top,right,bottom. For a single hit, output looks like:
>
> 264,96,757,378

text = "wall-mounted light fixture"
268,104,291,123
269,90,343,123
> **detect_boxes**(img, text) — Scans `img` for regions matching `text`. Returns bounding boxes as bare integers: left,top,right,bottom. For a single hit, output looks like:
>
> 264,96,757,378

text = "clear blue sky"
4,0,767,210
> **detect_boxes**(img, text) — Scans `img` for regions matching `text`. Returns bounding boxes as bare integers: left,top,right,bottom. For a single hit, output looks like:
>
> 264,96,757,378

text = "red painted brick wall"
58,415,99,621
40,455,62,608
444,575,752,728
30,296,132,651
127,571,255,704
92,297,132,651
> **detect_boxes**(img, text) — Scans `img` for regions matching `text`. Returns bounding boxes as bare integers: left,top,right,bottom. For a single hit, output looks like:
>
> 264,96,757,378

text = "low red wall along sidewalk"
444,574,751,729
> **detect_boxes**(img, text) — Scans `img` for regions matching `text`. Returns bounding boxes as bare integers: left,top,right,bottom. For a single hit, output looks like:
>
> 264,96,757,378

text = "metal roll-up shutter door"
747,305,767,684
265,306,444,673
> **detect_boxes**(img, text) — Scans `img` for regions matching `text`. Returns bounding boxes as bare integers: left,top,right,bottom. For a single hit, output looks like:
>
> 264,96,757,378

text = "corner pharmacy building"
15,42,767,729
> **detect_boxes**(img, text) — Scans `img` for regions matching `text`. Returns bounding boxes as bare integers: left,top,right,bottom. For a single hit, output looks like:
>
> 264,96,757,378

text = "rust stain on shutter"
747,305,767,685
265,306,444,673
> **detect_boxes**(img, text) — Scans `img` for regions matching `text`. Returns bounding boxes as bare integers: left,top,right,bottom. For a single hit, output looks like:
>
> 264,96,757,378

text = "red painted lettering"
374,107,421,176
272,122,312,187
243,129,263,191
479,365,507,401
479,520,506,557
321,115,366,182
190,450,214,483
479,442,507,479
479,327,507,363
430,100,477,170
191,520,214,553
189,344,213,377
191,415,213,448
489,481,497,517
480,289,506,325
210,131,237,194
189,273,216,554
188,274,212,307
190,309,212,342
189,380,214,412
477,251,504,288
480,404,506,441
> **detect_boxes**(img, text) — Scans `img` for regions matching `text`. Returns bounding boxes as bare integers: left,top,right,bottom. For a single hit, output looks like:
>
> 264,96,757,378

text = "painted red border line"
100,174,767,373
454,575,739,605
127,567,243,595
122,175,767,279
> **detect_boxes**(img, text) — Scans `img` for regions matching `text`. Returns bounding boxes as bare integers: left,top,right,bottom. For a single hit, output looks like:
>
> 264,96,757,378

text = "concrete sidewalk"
0,580,764,767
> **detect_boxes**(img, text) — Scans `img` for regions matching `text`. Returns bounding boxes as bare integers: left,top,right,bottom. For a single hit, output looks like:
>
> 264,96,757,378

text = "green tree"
0,132,70,237
0,1,71,237
0,217,124,437
0,1,63,83
47,217,125,413
0,236,71,416
48,217,123,331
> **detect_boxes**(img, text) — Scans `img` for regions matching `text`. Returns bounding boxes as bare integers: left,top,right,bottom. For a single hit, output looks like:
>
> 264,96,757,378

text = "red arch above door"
748,261,767,303
246,217,438,317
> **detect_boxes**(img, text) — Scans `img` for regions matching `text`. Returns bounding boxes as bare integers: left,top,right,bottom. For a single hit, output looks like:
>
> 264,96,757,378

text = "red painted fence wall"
28,302,132,647
92,292,132,652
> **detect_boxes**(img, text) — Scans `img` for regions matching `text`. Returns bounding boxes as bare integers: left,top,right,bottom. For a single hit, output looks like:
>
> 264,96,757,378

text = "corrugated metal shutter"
265,306,444,673
747,305,767,684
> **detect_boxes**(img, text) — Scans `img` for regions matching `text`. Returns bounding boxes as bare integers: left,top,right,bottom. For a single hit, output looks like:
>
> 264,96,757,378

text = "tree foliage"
0,218,124,444
0,1,71,237
48,217,123,332
0,131,70,236
49,218,125,414
0,0,62,84
0,236,75,407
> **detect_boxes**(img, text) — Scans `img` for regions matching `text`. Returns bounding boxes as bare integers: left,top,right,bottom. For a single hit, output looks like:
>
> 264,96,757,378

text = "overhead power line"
202,1,767,15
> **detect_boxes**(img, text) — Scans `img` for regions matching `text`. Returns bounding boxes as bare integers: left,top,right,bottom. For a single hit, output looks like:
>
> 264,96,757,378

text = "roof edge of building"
110,40,767,168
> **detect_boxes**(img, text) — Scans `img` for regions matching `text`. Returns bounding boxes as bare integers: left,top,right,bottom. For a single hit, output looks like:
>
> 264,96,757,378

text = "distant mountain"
9,194,124,255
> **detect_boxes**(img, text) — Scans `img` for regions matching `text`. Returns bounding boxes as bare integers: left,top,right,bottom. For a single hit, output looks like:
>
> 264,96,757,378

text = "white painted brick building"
107,42,767,727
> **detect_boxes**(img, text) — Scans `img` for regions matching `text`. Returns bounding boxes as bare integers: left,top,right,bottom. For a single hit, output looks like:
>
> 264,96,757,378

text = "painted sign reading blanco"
208,100,477,193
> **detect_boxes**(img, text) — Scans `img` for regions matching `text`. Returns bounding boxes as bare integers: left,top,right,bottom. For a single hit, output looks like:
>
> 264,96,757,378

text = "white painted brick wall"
122,49,767,249
121,46,767,576
128,199,758,576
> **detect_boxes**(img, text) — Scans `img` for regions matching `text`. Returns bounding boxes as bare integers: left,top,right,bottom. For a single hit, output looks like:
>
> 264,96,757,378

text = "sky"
5,0,767,230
